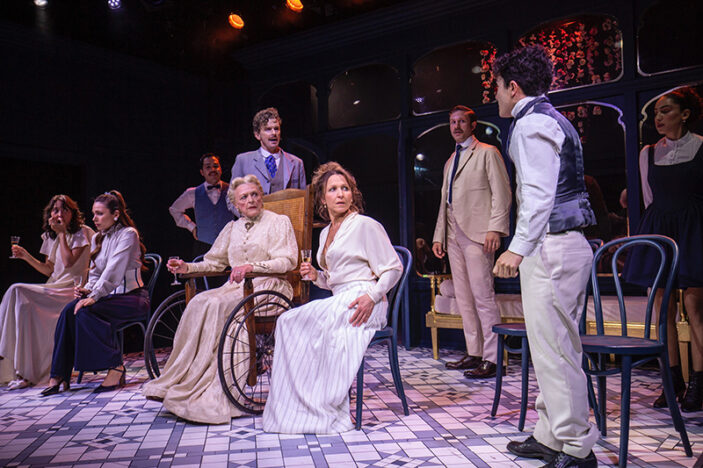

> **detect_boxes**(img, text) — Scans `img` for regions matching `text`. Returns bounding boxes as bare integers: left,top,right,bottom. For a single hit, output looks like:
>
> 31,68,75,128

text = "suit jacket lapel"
281,150,293,188
455,139,478,178
254,148,271,182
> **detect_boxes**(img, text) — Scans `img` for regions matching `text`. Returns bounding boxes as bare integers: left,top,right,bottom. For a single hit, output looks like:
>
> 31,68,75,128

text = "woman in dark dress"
625,87,703,411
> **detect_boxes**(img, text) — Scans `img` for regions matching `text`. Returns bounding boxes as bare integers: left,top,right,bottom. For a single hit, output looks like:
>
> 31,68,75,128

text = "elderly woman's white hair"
228,174,264,206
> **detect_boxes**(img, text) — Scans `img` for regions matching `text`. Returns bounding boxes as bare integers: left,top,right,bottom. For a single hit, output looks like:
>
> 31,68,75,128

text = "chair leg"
618,356,632,468
597,354,607,436
518,336,529,432
491,335,505,418
355,357,365,430
660,355,693,457
585,371,601,432
388,337,409,416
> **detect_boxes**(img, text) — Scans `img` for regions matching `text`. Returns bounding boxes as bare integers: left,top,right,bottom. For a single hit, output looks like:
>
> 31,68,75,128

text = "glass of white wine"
9,236,20,259
300,249,312,281
168,256,182,286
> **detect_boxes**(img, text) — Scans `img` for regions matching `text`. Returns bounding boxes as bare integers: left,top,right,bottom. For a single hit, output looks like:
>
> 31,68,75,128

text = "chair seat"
581,335,664,355
492,323,527,336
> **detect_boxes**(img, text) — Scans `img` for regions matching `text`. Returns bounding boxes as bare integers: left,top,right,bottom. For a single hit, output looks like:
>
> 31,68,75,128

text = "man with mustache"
169,153,234,257
432,105,511,378
230,107,306,197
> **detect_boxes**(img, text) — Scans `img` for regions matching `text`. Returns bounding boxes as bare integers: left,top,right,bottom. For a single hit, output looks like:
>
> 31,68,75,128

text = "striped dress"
263,213,402,434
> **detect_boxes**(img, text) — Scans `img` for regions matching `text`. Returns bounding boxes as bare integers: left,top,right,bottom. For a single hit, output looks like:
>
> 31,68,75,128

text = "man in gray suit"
230,107,306,195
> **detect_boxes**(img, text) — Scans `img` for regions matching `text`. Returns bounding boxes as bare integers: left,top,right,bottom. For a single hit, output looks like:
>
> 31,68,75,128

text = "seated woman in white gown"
142,175,298,424
263,162,403,434
0,195,94,389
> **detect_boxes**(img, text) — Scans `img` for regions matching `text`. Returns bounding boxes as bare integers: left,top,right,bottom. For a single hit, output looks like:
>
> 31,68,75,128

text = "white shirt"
313,213,402,304
169,182,224,232
84,224,144,301
507,95,565,257
40,225,94,285
448,136,476,201
639,132,703,208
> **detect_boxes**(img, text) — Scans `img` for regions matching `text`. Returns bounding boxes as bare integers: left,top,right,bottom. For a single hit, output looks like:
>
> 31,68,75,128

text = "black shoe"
445,355,482,370
464,360,496,379
506,436,558,461
682,370,703,412
40,379,70,397
93,366,126,394
653,365,685,408
541,451,597,467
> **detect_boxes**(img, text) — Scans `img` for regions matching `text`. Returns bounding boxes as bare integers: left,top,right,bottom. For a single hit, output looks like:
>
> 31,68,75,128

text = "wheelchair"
143,188,313,415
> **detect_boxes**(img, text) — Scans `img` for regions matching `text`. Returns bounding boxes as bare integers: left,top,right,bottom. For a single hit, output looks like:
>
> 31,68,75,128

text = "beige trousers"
446,208,500,363
520,231,599,458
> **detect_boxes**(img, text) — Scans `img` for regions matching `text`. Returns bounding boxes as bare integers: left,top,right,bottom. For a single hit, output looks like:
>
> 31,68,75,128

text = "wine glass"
9,236,20,259
300,249,312,281
168,256,182,286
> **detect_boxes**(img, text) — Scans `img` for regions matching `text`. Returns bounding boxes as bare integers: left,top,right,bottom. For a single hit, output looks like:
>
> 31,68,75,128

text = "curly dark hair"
252,107,282,134
42,195,84,239
663,86,703,125
311,162,364,222
91,190,146,268
492,45,554,96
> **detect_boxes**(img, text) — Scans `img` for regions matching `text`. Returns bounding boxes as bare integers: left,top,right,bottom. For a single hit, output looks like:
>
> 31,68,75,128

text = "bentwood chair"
78,252,162,383
491,239,602,431
354,245,412,429
581,235,691,467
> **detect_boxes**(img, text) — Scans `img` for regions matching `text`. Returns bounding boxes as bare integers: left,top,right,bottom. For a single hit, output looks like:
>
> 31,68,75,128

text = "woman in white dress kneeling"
0,195,94,389
264,162,403,434
142,175,298,424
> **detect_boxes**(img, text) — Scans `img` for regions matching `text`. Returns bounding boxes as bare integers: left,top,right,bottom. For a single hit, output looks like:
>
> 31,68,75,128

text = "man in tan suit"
432,105,511,378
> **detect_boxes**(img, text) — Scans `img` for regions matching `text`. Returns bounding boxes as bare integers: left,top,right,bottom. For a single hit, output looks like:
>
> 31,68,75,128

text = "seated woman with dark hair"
41,190,149,396
0,195,94,389
142,175,298,424
264,162,402,434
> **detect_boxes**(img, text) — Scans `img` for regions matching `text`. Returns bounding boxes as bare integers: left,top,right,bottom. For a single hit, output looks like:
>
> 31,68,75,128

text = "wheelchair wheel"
144,289,187,379
217,290,294,414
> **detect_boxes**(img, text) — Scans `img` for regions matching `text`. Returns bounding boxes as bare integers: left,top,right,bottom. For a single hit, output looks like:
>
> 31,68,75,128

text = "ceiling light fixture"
107,0,122,10
286,0,303,12
228,13,244,29
34,0,48,6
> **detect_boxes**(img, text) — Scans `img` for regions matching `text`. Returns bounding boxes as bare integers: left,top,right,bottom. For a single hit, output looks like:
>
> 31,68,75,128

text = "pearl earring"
114,217,118,222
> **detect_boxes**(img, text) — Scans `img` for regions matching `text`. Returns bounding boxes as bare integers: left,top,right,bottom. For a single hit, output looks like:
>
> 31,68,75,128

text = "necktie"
265,154,277,179
447,144,462,204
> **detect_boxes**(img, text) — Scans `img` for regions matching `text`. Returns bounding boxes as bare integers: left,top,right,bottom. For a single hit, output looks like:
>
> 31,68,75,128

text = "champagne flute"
300,249,312,281
169,256,182,286
9,236,20,259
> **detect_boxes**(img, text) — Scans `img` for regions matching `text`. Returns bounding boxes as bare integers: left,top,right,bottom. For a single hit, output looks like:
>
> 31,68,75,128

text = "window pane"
258,82,318,137
328,134,399,241
519,15,623,91
411,41,496,115
556,102,627,241
638,0,703,75
328,65,400,129
412,122,502,274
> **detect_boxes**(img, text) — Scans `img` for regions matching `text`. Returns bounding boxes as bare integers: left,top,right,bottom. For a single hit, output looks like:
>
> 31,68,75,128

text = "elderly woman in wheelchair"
142,175,297,424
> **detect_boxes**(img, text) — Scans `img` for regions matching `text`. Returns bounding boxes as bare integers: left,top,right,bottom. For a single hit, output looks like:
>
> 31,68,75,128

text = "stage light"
34,0,48,6
286,0,303,12
228,13,244,29
108,0,122,10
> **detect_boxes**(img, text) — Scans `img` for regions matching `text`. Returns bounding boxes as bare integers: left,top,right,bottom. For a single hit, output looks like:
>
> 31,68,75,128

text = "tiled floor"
1,346,702,467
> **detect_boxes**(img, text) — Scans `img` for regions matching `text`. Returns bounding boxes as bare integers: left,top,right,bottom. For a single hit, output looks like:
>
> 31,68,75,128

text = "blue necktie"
265,154,277,179
447,144,462,204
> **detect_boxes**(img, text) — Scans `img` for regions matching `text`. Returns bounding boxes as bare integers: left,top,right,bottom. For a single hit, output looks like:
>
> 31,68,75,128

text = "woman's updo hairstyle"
663,86,703,126
90,190,146,267
311,162,364,222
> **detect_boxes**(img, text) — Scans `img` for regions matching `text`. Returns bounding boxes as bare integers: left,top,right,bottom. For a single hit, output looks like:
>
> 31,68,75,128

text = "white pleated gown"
142,211,297,424
263,213,402,434
0,226,93,385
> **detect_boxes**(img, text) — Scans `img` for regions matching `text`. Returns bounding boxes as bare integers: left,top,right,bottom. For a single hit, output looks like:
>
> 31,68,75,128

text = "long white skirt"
142,278,291,424
0,281,75,385
263,281,387,434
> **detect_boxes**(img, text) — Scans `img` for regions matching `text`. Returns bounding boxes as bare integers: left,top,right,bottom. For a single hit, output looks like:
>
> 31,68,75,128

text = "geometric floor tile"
1,347,703,467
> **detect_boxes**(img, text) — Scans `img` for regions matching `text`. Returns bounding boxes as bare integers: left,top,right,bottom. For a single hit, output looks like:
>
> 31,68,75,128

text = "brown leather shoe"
445,355,482,370
464,360,496,378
